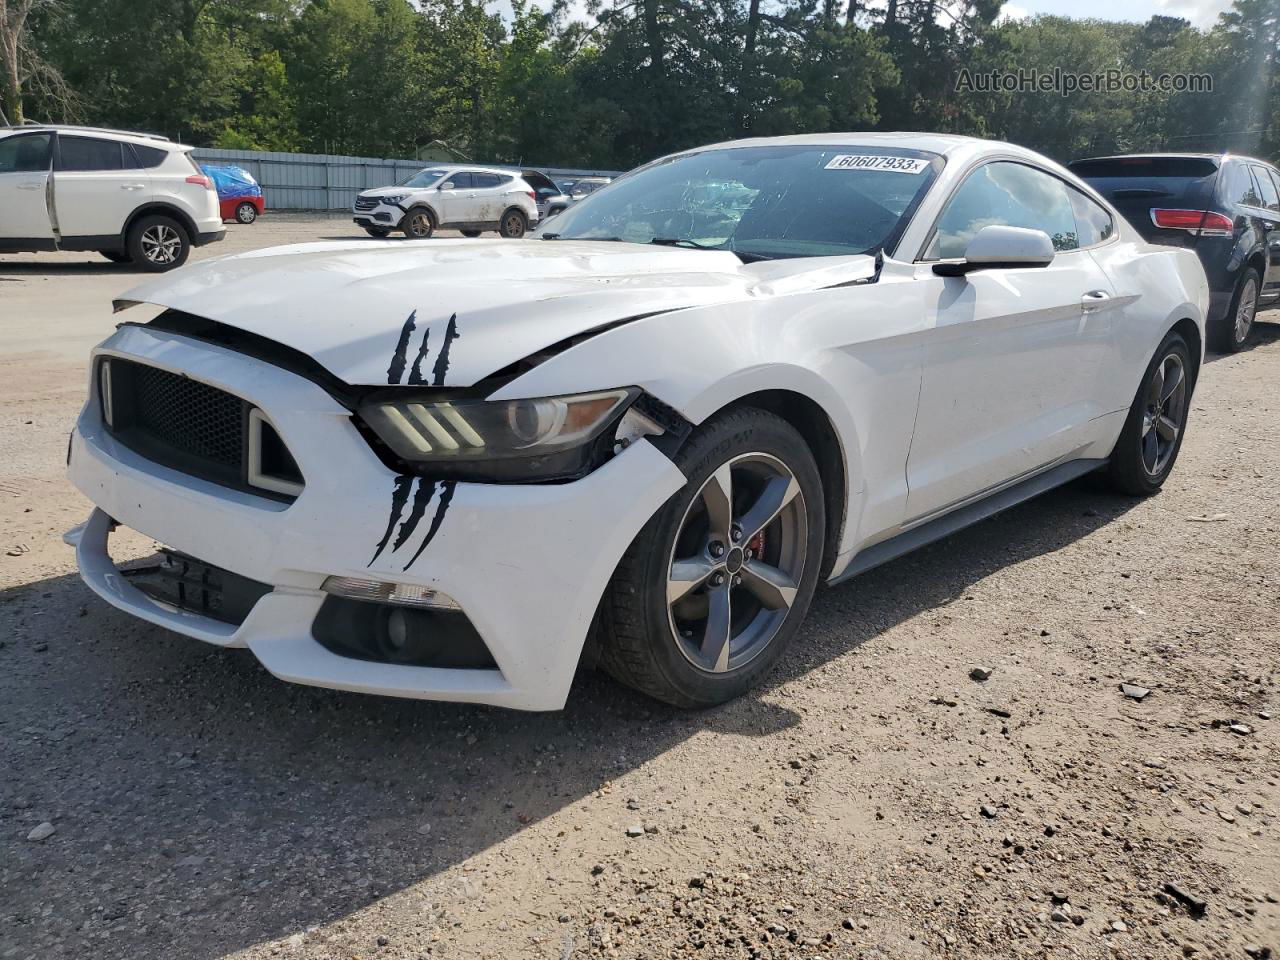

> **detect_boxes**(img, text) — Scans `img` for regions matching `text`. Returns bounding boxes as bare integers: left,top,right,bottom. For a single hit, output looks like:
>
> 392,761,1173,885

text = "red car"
201,163,266,224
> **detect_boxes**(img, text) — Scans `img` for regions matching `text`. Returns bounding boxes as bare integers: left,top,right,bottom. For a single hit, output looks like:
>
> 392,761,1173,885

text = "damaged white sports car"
66,133,1209,711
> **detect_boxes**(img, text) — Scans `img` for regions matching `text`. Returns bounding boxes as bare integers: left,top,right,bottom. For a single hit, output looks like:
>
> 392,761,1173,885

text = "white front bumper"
67,325,685,710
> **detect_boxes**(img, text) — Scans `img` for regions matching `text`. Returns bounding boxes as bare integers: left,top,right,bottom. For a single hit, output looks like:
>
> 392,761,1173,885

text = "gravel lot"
1,215,1278,960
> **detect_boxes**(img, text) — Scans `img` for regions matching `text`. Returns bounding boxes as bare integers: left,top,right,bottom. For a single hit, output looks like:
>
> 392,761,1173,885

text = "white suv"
352,164,539,240
0,124,224,271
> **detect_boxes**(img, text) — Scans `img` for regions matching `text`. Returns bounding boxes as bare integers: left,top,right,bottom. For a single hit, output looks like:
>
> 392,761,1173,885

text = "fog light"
321,576,460,610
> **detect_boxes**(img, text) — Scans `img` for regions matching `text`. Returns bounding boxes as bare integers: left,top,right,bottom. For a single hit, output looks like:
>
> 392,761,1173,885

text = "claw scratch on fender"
393,478,436,551
387,309,417,384
407,328,431,385
431,313,460,386
369,474,413,565
404,481,456,569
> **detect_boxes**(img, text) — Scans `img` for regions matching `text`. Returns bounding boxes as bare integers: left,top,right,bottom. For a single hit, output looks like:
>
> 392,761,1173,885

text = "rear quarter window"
129,144,171,169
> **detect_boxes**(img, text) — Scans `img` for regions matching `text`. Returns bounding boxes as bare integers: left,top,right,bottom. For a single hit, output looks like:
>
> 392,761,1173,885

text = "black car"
1069,153,1280,351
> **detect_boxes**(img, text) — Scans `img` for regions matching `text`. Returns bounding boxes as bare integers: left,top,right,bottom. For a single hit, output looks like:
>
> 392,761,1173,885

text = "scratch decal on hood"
386,309,418,384
431,314,460,386
403,481,456,570
407,328,431,385
393,478,437,552
369,474,414,565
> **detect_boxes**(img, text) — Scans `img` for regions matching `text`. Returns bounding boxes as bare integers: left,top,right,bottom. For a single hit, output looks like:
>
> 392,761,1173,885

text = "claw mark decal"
407,328,431,385
431,313,460,386
369,474,414,564
393,479,436,552
387,309,418,384
404,481,456,570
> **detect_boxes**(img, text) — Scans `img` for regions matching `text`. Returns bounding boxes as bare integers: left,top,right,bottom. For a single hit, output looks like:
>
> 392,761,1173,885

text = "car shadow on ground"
1205,315,1280,362
0,477,1139,958
0,259,155,278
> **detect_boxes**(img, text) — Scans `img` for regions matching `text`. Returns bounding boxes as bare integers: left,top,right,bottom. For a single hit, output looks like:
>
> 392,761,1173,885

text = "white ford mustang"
66,133,1209,711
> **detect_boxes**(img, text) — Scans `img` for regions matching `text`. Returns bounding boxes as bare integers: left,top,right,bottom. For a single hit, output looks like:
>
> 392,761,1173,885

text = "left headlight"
378,193,408,205
358,389,637,481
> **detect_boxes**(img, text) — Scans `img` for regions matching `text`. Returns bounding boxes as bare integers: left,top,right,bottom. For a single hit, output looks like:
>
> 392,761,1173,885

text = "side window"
129,143,169,169
57,136,125,172
1250,164,1280,212
1227,163,1261,207
445,172,473,190
473,173,502,189
928,161,1079,259
1068,188,1115,247
0,133,52,173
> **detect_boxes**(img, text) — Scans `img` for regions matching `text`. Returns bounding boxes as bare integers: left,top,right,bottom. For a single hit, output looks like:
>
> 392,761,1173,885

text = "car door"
1248,164,1280,293
0,132,55,242
436,171,472,224
470,172,505,223
51,135,141,239
904,160,1120,523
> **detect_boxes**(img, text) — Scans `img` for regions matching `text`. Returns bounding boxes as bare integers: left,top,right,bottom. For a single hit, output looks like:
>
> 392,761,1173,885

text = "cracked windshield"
540,145,941,260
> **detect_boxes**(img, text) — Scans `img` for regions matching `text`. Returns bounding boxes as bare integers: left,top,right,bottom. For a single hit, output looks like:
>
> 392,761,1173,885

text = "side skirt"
828,458,1107,586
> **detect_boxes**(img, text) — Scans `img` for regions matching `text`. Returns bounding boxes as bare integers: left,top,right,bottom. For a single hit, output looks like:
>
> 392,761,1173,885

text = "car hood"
116,239,876,388
358,186,422,198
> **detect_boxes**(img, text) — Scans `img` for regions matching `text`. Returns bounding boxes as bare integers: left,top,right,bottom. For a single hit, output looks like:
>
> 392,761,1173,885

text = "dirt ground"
1,216,1277,960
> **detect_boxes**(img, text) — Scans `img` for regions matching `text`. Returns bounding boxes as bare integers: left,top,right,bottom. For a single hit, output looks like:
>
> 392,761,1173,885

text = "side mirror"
439,182,455,191
933,225,1055,277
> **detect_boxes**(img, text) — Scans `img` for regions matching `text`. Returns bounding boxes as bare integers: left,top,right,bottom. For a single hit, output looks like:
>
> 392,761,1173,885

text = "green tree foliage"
12,0,1280,168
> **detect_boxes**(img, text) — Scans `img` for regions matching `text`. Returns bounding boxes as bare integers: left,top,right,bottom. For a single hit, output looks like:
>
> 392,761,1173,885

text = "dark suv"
1068,153,1280,351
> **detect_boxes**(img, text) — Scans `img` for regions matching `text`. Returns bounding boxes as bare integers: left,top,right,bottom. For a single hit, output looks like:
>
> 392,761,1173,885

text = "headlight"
359,389,636,481
377,194,408,205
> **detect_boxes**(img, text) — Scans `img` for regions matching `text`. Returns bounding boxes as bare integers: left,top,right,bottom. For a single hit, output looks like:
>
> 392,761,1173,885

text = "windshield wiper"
541,234,626,242
650,236,718,249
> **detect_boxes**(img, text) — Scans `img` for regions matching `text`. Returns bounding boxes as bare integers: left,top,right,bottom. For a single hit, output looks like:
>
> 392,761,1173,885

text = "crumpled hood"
117,239,876,388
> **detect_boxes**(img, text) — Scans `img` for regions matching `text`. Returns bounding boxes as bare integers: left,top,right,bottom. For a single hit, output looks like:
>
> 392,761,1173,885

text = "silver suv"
353,164,540,239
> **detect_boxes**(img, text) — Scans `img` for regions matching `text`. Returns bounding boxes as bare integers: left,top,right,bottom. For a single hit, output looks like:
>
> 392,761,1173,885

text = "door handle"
120,183,146,190
1081,290,1111,314
17,181,43,191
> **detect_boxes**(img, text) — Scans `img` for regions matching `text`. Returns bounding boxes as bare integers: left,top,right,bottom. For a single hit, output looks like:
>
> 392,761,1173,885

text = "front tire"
126,215,190,272
1106,330,1192,496
235,202,258,224
600,408,825,708
402,208,435,239
498,208,528,239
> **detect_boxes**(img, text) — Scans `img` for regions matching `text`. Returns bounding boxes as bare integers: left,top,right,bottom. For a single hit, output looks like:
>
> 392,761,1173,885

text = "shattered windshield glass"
538,145,941,260
399,168,449,188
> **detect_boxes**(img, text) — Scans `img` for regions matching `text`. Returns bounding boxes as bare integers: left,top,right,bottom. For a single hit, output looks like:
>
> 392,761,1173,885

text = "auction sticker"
824,154,929,174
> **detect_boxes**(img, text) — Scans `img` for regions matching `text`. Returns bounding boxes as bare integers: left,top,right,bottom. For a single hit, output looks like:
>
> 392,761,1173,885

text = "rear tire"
1213,266,1259,352
600,408,825,708
498,208,528,239
126,215,190,272
235,202,258,224
1105,330,1192,496
402,208,434,239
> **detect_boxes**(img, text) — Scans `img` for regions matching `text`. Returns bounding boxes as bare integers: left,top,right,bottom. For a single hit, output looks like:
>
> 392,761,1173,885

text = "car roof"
417,163,526,177
1071,152,1274,168
0,123,186,150
686,131,994,158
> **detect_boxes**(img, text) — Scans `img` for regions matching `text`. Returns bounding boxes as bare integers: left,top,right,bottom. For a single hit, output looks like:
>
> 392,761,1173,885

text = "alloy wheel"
1141,352,1187,476
407,212,432,238
503,213,525,238
140,224,182,265
666,453,807,674
1235,275,1258,344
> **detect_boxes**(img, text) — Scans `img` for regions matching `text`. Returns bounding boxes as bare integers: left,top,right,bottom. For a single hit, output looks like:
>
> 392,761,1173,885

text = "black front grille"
122,549,272,626
102,358,302,501
353,196,379,211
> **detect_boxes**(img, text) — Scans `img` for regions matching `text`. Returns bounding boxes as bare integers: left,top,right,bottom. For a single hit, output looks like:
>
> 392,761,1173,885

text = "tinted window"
130,143,169,169
1069,156,1218,180
521,171,556,191
473,172,502,188
1226,163,1262,207
445,172,473,189
930,162,1079,259
58,136,124,171
1069,188,1115,247
0,133,52,173
1250,165,1280,212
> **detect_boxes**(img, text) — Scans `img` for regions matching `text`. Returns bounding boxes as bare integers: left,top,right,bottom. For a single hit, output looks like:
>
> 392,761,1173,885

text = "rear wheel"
235,202,258,224
600,408,825,708
1106,330,1192,496
498,208,528,239
402,208,434,239
126,215,190,272
1214,266,1259,352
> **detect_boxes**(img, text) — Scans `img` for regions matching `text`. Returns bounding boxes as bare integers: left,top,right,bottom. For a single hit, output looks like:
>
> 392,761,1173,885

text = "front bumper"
352,201,403,229
67,324,685,710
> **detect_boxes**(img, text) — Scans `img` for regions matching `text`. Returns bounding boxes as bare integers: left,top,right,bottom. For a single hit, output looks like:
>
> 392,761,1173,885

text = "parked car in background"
510,168,571,219
0,124,223,270
1070,152,1279,352
68,133,1207,711
352,164,539,239
567,176,612,202
201,162,265,224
